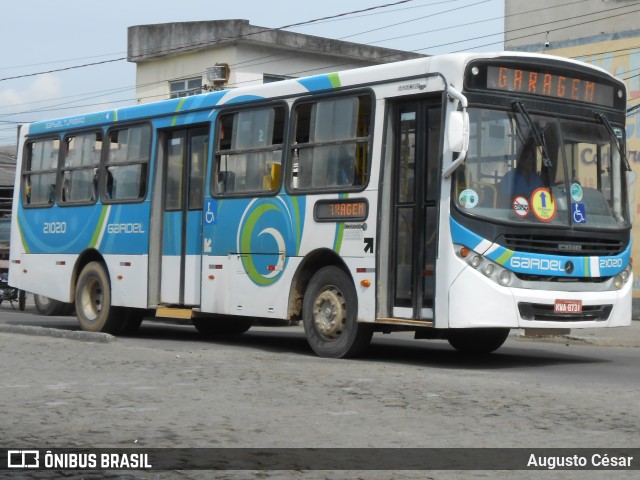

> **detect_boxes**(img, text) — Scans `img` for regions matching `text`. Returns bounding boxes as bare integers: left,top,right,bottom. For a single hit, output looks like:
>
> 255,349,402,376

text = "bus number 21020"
43,221,67,234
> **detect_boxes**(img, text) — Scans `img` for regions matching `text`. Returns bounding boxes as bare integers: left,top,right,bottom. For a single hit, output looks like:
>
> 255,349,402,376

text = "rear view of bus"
447,56,631,352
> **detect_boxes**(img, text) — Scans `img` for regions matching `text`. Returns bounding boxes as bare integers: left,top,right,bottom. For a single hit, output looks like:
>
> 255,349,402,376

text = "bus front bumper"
448,267,632,330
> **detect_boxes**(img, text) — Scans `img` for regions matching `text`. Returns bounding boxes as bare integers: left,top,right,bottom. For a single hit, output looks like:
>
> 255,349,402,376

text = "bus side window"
104,125,151,202
290,94,371,192
217,170,235,193
213,106,284,196
59,132,102,205
22,138,60,207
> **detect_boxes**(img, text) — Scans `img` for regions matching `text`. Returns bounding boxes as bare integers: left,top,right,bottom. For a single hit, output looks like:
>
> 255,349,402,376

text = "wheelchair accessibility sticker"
572,203,586,224
205,199,217,225
531,188,556,222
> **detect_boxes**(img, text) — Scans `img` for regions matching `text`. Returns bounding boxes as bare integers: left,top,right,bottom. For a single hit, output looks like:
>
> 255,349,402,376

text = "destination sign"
314,198,368,222
486,66,615,107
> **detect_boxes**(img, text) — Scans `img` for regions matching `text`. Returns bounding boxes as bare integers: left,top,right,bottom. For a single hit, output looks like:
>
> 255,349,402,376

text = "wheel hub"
80,277,103,322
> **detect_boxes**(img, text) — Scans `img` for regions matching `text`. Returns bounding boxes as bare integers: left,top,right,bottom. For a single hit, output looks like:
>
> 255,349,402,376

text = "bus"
9,51,632,358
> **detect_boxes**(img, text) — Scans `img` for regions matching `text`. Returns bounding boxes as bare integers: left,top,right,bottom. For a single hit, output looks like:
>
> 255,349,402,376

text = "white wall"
135,43,373,104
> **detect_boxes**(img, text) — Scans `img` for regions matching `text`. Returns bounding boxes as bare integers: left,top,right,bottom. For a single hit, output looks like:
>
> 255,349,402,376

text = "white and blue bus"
9,52,632,357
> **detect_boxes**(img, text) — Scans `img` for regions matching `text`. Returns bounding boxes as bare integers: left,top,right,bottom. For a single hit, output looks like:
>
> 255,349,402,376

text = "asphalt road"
1,304,639,479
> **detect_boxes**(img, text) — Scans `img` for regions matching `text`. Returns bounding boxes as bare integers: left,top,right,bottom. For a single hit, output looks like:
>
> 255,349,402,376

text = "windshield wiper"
595,112,631,171
511,101,553,169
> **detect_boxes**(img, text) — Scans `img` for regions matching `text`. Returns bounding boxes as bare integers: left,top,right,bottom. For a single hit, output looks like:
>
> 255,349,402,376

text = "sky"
0,0,505,145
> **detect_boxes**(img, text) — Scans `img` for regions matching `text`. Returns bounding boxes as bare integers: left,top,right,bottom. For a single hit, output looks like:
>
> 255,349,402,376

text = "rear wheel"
34,294,70,316
302,266,373,358
447,328,510,354
75,261,124,334
193,317,252,336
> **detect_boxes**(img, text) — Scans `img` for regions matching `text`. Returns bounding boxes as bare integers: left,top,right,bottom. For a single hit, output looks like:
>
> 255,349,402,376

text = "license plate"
554,299,582,313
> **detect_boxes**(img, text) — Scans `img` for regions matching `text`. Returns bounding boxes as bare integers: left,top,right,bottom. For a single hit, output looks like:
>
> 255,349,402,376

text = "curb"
515,332,640,348
0,324,116,343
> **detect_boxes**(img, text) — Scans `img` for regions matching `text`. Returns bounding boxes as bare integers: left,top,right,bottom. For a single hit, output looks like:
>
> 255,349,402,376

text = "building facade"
127,19,423,103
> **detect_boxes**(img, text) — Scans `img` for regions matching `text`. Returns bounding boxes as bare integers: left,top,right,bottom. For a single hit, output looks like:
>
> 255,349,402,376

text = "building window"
169,78,203,98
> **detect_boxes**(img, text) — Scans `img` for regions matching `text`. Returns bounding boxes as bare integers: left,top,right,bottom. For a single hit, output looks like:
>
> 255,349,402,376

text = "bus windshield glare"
454,108,629,229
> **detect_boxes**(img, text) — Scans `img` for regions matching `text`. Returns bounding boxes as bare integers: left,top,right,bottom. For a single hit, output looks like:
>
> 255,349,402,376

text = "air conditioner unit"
206,64,230,84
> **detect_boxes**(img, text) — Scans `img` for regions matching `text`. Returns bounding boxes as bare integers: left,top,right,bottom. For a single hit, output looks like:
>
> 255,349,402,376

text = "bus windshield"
454,107,629,229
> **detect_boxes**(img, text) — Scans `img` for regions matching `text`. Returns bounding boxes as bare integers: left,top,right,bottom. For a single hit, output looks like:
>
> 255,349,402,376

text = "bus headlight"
613,275,624,289
621,267,630,282
482,264,495,276
456,244,514,287
498,270,512,286
614,264,632,289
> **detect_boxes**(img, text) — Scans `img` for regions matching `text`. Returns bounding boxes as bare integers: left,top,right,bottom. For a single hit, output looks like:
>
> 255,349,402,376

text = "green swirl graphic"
240,203,279,286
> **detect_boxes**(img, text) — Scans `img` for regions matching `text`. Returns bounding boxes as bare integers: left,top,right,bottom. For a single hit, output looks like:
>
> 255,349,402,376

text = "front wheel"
75,262,124,334
447,328,510,354
302,266,373,358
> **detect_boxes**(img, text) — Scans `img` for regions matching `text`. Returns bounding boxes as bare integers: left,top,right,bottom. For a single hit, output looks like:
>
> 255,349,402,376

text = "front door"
160,126,209,305
391,100,442,319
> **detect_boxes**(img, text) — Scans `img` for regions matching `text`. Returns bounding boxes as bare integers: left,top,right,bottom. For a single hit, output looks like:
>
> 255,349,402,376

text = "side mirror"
443,110,469,178
448,110,469,153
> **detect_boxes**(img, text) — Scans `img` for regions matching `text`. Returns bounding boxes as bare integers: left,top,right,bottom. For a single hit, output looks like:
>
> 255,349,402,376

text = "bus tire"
447,328,510,354
193,317,252,336
75,261,124,334
34,294,69,316
302,266,373,358
117,308,146,336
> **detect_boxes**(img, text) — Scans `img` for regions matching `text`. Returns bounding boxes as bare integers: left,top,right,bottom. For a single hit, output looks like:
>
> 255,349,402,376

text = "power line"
0,52,126,72
1,1,461,75
0,57,126,82
0,0,415,84
0,0,500,115
0,0,427,131
418,2,640,53
218,4,640,88
339,0,491,40
2,0,640,127
364,0,591,46
290,0,471,27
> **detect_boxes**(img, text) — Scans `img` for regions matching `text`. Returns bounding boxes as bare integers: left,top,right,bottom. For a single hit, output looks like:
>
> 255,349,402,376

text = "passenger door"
390,99,442,319
160,126,209,305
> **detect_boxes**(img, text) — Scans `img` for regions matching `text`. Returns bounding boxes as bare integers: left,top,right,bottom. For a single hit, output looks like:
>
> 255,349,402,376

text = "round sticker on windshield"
531,188,556,222
459,189,479,209
570,183,583,201
512,196,530,217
